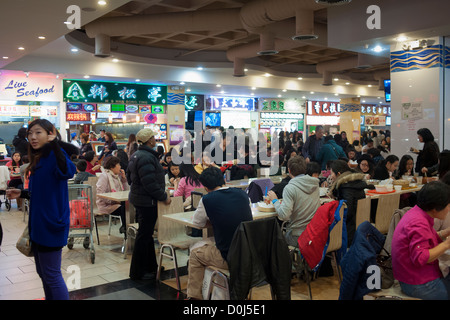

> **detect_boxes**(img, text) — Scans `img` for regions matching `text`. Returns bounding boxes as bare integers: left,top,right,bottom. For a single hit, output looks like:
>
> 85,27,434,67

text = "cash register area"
0,202,339,300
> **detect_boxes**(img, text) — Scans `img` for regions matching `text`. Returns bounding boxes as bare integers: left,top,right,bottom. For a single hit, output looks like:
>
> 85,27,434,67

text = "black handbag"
367,232,394,289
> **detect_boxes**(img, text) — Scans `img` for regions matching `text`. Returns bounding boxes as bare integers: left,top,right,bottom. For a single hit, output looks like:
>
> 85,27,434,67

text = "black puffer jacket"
126,145,167,207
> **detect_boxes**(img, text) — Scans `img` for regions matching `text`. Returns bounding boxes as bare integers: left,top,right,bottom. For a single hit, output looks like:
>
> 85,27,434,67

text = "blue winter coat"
28,141,77,248
339,221,386,300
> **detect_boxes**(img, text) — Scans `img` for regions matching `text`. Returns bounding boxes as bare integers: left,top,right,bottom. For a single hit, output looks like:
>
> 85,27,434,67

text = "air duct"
233,58,246,77
257,33,278,55
292,10,318,41
95,34,110,57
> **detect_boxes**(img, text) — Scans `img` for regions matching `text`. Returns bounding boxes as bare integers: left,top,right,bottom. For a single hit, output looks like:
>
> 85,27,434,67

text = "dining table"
162,203,278,240
364,184,423,199
96,190,133,252
225,174,285,189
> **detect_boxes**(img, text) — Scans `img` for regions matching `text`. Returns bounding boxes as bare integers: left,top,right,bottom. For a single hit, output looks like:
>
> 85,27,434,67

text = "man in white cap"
127,128,171,280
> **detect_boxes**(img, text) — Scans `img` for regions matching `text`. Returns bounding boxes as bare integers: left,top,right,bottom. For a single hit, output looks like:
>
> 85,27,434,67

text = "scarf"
105,169,124,193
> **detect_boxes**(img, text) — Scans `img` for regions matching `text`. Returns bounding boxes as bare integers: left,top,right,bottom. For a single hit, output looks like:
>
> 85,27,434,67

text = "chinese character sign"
63,80,167,105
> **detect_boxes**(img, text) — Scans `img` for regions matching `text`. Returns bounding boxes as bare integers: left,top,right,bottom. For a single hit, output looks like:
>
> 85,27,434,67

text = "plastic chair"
355,197,371,230
374,193,400,234
292,202,346,300
156,196,200,291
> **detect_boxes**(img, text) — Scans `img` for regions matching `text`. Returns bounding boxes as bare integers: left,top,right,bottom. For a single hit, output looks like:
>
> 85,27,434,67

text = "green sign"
262,100,285,111
63,79,167,105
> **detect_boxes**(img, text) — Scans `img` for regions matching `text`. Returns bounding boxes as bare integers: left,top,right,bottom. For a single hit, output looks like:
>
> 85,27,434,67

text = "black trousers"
129,205,158,280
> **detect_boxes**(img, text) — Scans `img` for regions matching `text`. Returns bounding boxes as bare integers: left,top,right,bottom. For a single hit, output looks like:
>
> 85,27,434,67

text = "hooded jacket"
274,174,320,237
329,171,370,245
316,139,347,170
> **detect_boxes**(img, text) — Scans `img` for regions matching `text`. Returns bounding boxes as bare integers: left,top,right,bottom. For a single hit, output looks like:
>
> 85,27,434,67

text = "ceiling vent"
292,34,319,41
315,0,352,5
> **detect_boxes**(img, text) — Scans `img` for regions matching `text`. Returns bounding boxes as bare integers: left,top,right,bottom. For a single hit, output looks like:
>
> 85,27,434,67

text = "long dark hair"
179,163,201,187
417,128,435,143
396,155,414,178
10,152,23,167
26,119,61,176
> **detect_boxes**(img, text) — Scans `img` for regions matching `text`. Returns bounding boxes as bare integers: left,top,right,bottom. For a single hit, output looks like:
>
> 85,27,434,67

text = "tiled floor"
0,200,341,300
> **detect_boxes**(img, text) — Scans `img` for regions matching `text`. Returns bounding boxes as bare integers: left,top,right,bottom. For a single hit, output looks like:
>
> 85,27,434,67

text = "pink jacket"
173,176,203,199
392,205,442,285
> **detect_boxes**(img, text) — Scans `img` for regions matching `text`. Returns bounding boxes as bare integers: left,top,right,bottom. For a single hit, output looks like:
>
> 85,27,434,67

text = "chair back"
191,188,205,210
326,202,346,254
375,193,400,234
355,197,371,230
85,176,99,213
156,196,185,243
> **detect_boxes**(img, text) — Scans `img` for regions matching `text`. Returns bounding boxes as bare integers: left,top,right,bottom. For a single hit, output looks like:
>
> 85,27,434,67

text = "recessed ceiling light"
2,56,8,59
278,94,282,98
345,82,350,85
368,84,372,87
216,84,221,87
186,88,191,92
396,36,408,42
373,45,383,53
71,48,79,52
310,91,315,94
180,81,185,85
38,36,46,40
302,96,306,99
244,68,249,72
334,93,339,96
220,90,225,94
112,58,119,63
334,78,339,81
197,67,203,71
18,47,25,50
297,77,303,80
84,75,90,79
282,89,287,92
135,79,141,82
98,0,107,5
264,73,271,77
251,87,256,90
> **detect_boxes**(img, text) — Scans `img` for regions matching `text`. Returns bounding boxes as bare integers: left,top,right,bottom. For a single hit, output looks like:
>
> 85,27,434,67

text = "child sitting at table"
74,159,95,184
165,161,182,187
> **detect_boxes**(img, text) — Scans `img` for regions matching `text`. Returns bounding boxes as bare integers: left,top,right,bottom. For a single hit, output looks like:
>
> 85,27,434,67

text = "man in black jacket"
127,128,171,280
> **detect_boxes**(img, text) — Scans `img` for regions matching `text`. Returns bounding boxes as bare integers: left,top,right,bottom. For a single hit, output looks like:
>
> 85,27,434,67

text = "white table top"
96,190,130,202
163,203,277,229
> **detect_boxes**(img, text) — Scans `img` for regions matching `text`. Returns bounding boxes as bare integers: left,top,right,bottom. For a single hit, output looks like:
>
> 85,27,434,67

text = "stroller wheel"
5,200,11,211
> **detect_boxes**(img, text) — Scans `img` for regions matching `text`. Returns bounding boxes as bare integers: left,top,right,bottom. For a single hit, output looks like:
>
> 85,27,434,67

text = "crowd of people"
0,122,449,300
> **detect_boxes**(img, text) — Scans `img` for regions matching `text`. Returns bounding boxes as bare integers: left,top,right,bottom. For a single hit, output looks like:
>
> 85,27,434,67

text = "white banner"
0,73,61,101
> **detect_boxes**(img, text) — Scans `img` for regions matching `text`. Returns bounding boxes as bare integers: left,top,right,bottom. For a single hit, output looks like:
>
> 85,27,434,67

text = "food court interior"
0,0,449,303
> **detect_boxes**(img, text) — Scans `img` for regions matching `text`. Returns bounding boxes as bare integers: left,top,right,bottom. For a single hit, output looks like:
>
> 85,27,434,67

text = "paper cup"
394,185,402,192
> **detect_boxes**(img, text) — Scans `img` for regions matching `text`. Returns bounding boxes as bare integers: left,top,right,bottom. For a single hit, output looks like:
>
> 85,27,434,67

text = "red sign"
66,112,90,121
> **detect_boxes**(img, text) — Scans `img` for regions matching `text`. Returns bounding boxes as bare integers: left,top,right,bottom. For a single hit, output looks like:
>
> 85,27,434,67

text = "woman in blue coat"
8,119,77,300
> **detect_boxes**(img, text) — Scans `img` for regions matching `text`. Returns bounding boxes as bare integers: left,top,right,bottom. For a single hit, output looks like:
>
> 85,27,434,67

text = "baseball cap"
71,132,77,139
136,128,157,144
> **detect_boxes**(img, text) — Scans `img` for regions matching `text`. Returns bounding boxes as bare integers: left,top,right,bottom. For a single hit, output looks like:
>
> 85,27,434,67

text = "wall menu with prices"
66,112,90,122
63,79,167,105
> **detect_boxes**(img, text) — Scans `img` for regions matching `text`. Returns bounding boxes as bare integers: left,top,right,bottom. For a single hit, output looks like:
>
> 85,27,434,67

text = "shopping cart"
67,184,95,264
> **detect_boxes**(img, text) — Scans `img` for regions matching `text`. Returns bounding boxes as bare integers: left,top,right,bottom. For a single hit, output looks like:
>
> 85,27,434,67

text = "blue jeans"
400,275,450,300
34,246,69,300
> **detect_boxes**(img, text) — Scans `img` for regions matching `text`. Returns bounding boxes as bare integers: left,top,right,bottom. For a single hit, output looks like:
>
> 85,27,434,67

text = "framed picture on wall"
169,124,184,145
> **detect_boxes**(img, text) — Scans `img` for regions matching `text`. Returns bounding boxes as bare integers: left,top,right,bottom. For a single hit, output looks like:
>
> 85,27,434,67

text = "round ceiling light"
257,49,279,55
292,34,319,41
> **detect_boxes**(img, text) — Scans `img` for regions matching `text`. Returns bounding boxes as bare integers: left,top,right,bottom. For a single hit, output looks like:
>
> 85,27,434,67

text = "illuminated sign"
261,100,285,111
307,101,391,116
207,96,257,111
66,112,91,121
307,101,341,116
185,94,204,111
63,79,167,105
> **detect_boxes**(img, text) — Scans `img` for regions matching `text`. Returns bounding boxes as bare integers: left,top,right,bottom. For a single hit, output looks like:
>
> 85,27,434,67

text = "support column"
339,97,361,144
390,37,448,159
